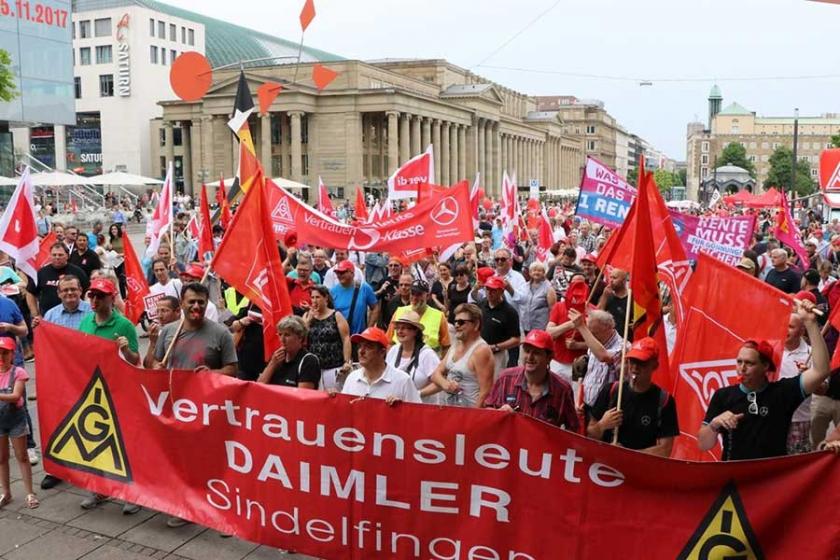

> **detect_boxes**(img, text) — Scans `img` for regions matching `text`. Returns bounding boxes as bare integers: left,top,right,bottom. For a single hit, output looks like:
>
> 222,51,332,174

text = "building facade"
535,96,619,171
154,59,585,199
687,86,840,201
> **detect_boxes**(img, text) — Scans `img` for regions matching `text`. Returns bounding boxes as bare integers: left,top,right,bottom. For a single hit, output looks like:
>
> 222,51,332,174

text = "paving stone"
0,517,53,555
4,528,102,560
66,500,155,538
78,544,156,560
243,546,319,560
171,528,259,560
119,513,206,553
22,491,87,524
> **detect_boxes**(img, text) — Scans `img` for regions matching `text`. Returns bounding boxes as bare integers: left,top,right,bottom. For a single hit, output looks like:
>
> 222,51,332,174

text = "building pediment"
440,83,503,106
204,72,308,98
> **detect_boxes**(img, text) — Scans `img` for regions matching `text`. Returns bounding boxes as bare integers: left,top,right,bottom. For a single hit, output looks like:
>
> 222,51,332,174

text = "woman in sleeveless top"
446,265,472,324
304,286,351,392
385,311,441,403
438,338,486,407
521,261,556,334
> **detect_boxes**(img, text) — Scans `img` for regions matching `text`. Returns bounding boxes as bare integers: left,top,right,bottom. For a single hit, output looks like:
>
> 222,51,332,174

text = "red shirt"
548,301,586,365
485,367,579,431
288,278,313,310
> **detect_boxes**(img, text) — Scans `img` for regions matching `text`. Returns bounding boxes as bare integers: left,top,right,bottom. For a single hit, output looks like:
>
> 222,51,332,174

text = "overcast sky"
164,0,840,160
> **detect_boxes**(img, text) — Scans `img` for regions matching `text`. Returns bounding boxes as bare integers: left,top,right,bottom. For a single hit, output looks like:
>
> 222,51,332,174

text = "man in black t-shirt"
698,301,829,460
764,248,801,294
68,233,101,279
598,268,631,342
477,276,520,376
257,316,320,388
26,242,89,322
588,337,678,456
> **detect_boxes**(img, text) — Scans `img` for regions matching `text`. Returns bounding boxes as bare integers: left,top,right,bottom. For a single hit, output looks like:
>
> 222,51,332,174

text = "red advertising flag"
197,183,214,262
0,168,41,281
216,176,232,230
317,177,335,218
35,321,840,560
212,167,291,360
299,0,316,31
669,253,793,461
387,145,434,201
121,235,150,325
267,179,474,253
354,186,368,222
774,191,809,269
33,230,57,269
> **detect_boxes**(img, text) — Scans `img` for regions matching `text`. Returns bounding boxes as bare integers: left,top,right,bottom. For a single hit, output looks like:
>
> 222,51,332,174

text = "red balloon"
482,198,493,210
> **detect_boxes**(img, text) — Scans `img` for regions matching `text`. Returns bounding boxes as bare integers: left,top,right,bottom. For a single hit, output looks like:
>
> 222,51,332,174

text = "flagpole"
612,287,633,446
585,268,604,306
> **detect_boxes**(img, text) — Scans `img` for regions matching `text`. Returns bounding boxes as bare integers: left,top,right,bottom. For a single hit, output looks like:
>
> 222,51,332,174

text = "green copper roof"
718,102,752,116
708,84,722,99
73,0,343,68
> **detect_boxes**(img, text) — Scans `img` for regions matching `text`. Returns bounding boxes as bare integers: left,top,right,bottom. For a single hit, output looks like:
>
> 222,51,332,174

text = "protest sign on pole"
575,157,637,228
667,210,756,266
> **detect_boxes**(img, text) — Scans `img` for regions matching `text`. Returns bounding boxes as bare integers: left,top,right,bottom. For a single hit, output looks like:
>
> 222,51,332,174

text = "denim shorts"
0,414,28,438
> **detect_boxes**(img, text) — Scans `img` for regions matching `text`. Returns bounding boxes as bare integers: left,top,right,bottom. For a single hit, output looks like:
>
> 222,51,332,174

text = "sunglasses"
454,319,474,327
747,392,759,415
88,292,109,299
495,257,508,262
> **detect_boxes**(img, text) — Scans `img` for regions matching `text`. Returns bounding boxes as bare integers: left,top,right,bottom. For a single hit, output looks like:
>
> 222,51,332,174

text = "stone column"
163,121,175,166
421,118,431,153
54,125,67,171
289,111,303,184
441,122,451,186
399,114,410,165
466,118,478,178
182,123,192,196
432,119,441,182
449,122,458,183
492,123,501,196
410,115,421,157
458,125,467,182
378,115,386,179
199,116,212,180
260,114,272,172
477,118,485,188
386,111,399,175
484,123,493,193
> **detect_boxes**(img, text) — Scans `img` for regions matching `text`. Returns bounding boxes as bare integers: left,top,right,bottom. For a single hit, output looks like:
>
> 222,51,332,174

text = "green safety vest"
224,288,249,315
391,305,444,350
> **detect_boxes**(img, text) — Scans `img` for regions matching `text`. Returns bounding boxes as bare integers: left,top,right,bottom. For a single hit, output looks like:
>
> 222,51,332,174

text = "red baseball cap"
0,337,15,351
350,327,390,348
794,290,817,305
182,263,205,279
88,278,117,296
284,231,298,248
522,330,553,352
626,337,659,362
476,267,495,283
334,260,355,273
566,279,590,310
742,339,776,372
580,253,598,264
484,276,505,290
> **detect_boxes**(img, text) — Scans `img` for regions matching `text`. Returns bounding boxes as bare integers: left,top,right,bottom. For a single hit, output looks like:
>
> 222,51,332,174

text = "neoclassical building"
153,58,585,200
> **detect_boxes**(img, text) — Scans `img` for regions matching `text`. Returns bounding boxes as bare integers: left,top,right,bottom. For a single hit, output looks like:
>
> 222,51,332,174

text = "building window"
188,29,195,45
812,168,819,177
301,115,309,144
701,154,709,165
272,155,283,177
169,23,176,41
94,18,111,37
150,18,155,36
761,142,769,149
749,155,756,162
731,126,739,133
701,167,708,178
150,46,158,64
74,77,81,99
99,74,114,97
181,26,186,43
587,140,596,151
302,154,309,176
79,20,91,38
772,142,781,149
95,45,112,64
701,141,709,153
171,50,177,62
173,127,182,146
271,116,282,145
159,128,165,147
79,47,91,65
72,21,75,39
161,48,167,65
158,21,165,38
160,157,166,177
585,125,596,134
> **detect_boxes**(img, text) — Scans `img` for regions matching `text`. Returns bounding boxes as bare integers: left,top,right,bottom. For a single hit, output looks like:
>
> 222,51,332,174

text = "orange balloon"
170,52,213,102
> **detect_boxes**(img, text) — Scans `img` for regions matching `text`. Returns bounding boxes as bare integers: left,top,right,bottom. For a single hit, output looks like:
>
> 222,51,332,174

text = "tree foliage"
0,50,17,103
831,131,840,149
717,142,755,177
764,145,816,197
625,167,638,188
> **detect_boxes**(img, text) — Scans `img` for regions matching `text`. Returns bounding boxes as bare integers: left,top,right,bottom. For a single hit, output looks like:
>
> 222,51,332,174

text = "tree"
677,168,687,186
626,167,638,187
0,50,16,103
831,130,840,148
653,168,677,193
764,145,816,196
717,142,755,177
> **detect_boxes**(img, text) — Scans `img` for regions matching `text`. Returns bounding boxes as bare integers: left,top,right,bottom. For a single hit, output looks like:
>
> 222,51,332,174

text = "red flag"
536,209,553,262
311,64,338,90
216,176,232,230
774,190,809,269
197,183,214,262
354,186,368,222
121,235,150,325
317,177,335,218
670,253,793,460
33,231,57,269
387,145,434,201
299,0,316,32
212,167,292,360
0,168,40,281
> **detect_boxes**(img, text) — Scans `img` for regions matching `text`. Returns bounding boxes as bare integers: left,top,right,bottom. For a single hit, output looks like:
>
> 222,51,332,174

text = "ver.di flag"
387,145,434,200
146,162,173,258
0,168,41,282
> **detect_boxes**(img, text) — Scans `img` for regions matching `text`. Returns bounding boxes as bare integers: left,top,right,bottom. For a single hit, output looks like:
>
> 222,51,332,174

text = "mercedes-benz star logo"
431,197,459,226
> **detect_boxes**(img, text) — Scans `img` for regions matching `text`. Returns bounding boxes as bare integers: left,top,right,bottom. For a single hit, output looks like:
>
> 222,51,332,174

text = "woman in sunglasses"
697,300,829,460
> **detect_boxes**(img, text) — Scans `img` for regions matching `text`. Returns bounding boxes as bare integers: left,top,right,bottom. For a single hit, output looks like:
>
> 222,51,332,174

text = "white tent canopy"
88,171,163,186
666,199,700,210
30,171,88,187
205,177,310,189
0,176,18,186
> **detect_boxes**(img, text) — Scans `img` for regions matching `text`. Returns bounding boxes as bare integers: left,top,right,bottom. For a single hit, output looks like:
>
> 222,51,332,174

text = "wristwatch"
493,344,501,353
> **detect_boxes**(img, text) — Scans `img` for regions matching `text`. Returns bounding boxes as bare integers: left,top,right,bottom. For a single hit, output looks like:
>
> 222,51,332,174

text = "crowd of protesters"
1,193,839,528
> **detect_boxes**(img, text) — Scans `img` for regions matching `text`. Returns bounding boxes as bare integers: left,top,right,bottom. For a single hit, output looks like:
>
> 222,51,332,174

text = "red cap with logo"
580,253,598,264
484,276,506,290
626,337,659,362
88,278,117,296
742,339,776,371
350,327,390,348
522,329,553,352
0,337,15,351
566,279,590,313
334,260,355,273
183,263,205,279
476,267,495,283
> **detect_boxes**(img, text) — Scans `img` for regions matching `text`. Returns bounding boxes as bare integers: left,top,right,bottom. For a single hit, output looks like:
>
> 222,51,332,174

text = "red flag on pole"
121,235,150,325
317,177,335,218
774,190,809,269
212,167,292,361
33,231,57,269
216,176,232,230
0,168,40,281
197,183,214,262
299,0,316,32
354,186,368,222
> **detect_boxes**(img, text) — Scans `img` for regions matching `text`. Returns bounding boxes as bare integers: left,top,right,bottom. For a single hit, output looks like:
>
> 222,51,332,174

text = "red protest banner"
667,210,756,266
267,179,473,253
36,323,840,559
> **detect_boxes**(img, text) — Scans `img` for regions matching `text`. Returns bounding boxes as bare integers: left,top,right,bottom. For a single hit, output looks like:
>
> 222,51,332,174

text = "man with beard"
386,280,450,354
580,254,604,303
379,273,412,330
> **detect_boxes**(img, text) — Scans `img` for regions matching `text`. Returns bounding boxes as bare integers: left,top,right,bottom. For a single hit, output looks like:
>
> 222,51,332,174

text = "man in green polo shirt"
77,277,141,514
79,278,139,366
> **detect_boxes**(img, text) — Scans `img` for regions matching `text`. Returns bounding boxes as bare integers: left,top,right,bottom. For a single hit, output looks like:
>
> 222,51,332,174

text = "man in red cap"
179,263,220,322
340,327,421,404
485,330,579,430
323,249,365,289
330,260,379,336
698,300,830,460
475,275,520,376
587,337,679,457
579,254,604,303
